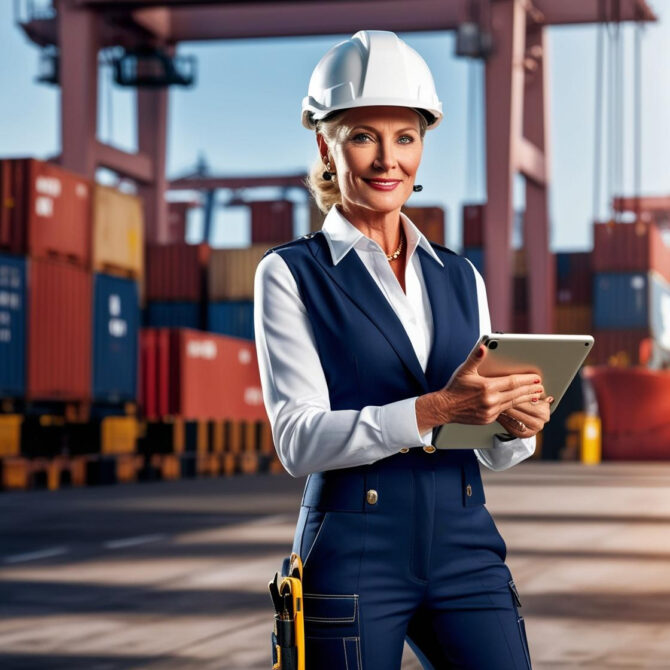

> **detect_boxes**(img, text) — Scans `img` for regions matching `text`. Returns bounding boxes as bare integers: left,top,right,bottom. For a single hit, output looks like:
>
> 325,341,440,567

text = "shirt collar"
321,205,444,267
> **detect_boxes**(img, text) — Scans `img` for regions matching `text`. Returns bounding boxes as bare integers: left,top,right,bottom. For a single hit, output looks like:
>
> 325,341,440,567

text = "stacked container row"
139,328,266,420
591,221,670,365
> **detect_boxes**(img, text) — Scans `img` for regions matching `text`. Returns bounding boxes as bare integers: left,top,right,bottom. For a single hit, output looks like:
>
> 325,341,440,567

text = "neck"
338,203,404,256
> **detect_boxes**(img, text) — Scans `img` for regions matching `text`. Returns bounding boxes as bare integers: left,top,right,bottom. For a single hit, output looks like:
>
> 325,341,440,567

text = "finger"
499,389,546,414
486,373,542,393
496,383,544,407
458,344,487,375
503,404,550,425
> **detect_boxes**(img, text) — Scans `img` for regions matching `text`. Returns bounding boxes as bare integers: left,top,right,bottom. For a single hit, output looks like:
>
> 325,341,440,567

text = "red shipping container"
167,201,197,244
593,221,670,283
556,251,593,304
145,243,209,301
403,206,446,245
462,203,484,247
28,258,92,401
139,328,266,421
0,158,91,266
588,329,649,366
582,366,670,459
250,200,294,244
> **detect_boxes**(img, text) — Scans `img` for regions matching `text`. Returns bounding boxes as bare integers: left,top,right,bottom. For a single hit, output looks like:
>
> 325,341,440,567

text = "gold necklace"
386,232,404,261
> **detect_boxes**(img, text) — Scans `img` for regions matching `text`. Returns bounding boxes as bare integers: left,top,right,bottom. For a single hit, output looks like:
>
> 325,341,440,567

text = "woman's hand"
438,345,544,426
497,397,554,439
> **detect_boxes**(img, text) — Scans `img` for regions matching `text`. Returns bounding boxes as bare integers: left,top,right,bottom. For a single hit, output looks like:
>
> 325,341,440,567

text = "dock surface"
1,462,669,669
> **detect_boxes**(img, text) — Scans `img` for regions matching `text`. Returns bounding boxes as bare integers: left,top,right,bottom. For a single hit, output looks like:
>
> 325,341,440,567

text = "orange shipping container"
208,245,269,301
0,158,91,266
28,258,92,401
92,185,144,279
403,206,446,245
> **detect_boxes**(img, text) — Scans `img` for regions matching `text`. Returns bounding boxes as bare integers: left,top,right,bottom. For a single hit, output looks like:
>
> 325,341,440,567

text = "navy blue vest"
269,231,480,409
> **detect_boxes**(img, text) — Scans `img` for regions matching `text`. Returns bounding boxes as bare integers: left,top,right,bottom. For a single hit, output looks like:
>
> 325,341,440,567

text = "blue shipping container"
0,254,26,397
593,272,651,329
208,301,255,340
93,274,140,403
462,247,484,277
144,301,202,329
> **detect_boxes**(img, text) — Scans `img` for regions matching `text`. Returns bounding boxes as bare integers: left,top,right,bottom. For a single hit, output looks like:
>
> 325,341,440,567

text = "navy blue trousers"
291,450,533,670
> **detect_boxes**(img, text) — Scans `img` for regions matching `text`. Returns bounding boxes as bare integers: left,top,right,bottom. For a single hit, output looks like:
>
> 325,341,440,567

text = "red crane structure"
18,0,657,332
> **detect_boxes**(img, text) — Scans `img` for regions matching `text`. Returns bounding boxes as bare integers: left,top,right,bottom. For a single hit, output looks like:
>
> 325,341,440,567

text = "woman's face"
320,106,424,217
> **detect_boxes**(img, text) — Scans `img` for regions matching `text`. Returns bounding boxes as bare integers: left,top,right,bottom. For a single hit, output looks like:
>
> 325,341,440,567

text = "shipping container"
145,243,209,301
28,258,92,401
462,203,484,247
554,305,592,334
593,220,670,283
583,366,670,460
208,245,269,301
0,254,26,397
250,200,294,244
587,329,648,366
167,201,197,244
92,185,144,279
208,300,254,340
144,301,202,329
139,328,266,421
592,272,670,329
0,158,91,266
556,251,592,304
403,206,446,245
92,274,139,403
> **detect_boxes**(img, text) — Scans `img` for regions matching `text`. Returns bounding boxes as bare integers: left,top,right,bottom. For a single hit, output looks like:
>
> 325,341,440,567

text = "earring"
322,160,335,181
413,184,423,192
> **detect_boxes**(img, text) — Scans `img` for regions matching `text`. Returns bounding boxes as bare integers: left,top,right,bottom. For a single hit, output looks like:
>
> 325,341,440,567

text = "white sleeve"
464,258,537,471
254,251,426,478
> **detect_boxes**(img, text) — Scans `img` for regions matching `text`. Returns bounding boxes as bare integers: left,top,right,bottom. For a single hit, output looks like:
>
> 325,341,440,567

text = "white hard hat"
302,30,443,130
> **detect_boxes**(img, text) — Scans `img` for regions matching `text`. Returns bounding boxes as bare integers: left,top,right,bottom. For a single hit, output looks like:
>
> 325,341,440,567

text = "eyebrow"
350,125,420,134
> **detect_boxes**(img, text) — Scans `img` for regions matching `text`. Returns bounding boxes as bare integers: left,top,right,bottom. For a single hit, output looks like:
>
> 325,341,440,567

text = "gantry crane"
17,0,657,332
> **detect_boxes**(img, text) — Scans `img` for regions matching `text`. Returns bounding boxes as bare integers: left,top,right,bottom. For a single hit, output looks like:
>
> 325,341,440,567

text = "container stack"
207,245,269,340
0,159,144,486
403,206,446,245
144,242,210,329
250,200,294,244
554,252,593,335
591,221,670,365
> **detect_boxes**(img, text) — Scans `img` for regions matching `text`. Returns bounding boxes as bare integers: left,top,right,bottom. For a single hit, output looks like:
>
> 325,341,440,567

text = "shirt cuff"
379,397,428,451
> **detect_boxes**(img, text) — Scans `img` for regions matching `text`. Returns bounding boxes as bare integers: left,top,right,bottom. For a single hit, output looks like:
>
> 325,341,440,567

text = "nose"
372,139,397,172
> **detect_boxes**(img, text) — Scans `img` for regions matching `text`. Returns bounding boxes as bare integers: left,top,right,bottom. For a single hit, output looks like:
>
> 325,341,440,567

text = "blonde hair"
306,110,428,214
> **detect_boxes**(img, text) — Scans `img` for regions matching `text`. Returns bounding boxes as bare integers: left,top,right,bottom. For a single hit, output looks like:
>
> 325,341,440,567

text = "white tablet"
434,333,594,450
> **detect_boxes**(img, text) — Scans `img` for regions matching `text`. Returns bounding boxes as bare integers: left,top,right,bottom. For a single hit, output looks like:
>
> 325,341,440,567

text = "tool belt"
269,552,305,670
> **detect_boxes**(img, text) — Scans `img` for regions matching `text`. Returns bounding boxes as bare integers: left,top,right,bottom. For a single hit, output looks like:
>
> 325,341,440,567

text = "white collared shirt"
253,206,535,478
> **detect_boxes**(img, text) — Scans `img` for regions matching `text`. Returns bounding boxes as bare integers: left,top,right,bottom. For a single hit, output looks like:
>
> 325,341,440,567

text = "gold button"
399,447,410,453
466,484,473,497
422,445,436,454
366,489,378,505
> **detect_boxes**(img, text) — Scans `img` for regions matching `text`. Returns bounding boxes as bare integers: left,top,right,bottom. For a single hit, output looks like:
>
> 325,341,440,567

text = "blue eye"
351,133,372,143
398,135,415,144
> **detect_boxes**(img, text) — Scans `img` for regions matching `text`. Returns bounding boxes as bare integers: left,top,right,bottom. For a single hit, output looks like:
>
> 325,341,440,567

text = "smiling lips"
364,178,402,191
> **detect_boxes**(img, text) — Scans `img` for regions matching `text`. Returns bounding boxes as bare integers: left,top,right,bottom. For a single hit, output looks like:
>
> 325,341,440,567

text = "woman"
254,30,551,670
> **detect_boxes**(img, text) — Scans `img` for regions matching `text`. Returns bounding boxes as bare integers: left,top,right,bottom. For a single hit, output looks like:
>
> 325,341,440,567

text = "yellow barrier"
566,412,602,465
101,416,138,455
0,415,22,458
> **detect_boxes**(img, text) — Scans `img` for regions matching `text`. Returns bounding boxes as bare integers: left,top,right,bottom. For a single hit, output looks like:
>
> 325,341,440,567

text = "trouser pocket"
303,593,361,670
509,579,532,670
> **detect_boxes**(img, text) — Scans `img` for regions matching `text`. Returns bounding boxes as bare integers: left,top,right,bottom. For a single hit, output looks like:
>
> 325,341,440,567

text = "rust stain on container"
403,206,446,245
28,258,92,401
92,185,144,279
0,158,91,267
208,245,269,301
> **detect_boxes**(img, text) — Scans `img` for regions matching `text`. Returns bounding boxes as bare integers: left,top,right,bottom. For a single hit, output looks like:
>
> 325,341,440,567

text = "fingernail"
548,397,555,404
532,398,538,403
477,347,484,358
534,379,541,384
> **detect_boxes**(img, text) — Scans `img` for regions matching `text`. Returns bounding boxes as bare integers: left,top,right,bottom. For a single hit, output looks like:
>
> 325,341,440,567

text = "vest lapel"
418,246,454,391
308,234,429,393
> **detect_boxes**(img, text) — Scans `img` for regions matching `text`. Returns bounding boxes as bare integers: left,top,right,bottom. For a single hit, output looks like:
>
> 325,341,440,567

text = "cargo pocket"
509,579,532,670
304,593,361,670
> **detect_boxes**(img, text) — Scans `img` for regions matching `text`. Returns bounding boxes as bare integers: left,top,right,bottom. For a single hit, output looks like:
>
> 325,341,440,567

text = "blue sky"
1,4,668,251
